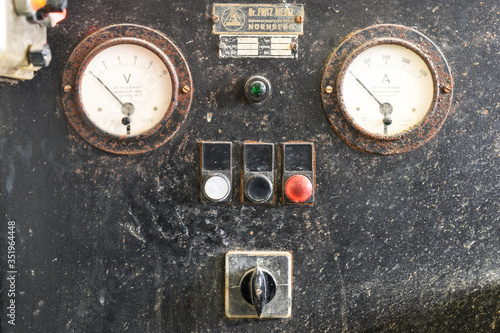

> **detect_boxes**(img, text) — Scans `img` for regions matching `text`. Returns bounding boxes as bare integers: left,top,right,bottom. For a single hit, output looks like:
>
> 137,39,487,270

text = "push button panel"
200,141,314,204
200,142,232,203
283,142,315,204
242,142,275,204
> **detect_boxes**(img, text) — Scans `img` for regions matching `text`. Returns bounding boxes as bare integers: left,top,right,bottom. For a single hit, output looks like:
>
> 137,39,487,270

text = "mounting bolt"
63,85,72,93
212,15,220,23
29,43,52,68
295,15,304,24
325,86,333,94
182,85,191,94
442,86,452,94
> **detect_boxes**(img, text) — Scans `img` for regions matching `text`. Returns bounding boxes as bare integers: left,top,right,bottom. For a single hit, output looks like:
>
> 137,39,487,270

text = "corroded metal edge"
321,24,454,155
61,24,193,154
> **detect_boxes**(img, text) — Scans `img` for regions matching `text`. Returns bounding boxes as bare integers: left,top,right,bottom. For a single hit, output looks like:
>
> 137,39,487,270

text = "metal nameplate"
212,4,304,35
219,35,298,58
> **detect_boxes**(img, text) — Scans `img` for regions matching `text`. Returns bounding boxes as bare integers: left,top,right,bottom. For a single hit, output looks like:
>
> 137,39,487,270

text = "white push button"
203,175,230,202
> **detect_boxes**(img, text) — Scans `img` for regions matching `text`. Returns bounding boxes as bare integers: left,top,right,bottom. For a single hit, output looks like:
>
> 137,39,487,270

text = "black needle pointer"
90,72,135,135
348,70,382,106
348,70,393,134
90,72,125,107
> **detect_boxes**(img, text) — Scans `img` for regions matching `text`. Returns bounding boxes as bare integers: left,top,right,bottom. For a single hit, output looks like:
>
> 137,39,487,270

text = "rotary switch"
239,266,277,317
225,251,292,319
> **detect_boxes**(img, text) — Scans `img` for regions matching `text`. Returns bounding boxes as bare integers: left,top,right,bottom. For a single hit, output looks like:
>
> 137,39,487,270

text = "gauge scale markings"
321,24,453,154
341,44,434,137
80,43,173,138
62,24,193,154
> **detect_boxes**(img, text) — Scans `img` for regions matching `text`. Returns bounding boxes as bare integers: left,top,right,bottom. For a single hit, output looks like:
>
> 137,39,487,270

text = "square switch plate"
200,141,232,203
242,142,275,204
282,142,315,204
225,251,292,319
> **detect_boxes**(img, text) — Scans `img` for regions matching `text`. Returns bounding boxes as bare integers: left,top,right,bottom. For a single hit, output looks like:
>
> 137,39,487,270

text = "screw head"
295,15,304,24
63,85,72,93
442,86,452,94
212,15,220,23
182,85,191,94
325,86,333,94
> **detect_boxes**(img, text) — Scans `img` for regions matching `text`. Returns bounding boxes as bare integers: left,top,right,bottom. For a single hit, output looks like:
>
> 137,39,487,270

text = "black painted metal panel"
1,0,499,332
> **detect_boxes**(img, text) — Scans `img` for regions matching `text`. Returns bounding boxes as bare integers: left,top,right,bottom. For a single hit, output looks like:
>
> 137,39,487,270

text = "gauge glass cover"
340,44,434,138
79,43,173,137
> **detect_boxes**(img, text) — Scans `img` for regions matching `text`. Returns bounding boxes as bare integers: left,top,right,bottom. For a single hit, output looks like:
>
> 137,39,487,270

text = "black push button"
245,175,273,203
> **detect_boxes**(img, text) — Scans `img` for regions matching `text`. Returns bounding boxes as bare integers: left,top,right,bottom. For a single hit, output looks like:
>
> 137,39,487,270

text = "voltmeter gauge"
322,24,453,154
62,24,193,154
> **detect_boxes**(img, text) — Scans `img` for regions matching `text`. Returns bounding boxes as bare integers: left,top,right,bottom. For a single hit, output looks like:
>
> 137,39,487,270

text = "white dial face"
340,44,434,137
79,43,173,137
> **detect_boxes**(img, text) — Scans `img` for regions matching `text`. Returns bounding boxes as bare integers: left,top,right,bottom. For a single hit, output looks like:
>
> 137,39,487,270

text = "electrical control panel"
1,1,499,332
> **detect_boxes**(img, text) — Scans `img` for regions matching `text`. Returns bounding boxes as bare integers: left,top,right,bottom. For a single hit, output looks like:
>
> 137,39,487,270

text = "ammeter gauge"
62,24,193,154
322,24,453,154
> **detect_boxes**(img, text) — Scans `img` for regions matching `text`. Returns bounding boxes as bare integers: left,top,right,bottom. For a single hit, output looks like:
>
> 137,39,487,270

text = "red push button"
285,175,312,203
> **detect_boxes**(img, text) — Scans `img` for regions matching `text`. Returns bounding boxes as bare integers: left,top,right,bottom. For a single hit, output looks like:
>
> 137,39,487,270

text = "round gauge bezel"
321,24,453,155
336,38,440,141
75,38,178,140
62,24,193,155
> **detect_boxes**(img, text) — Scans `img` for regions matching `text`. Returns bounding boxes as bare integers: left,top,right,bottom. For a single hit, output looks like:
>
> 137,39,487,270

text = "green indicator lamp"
250,81,266,98
245,76,271,104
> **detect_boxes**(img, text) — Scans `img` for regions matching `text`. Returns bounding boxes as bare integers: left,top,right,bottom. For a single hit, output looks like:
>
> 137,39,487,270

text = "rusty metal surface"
322,24,454,155
61,24,193,154
1,1,499,332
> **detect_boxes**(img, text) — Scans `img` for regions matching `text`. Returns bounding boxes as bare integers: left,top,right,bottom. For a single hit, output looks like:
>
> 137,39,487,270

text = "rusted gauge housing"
62,24,193,154
321,24,453,154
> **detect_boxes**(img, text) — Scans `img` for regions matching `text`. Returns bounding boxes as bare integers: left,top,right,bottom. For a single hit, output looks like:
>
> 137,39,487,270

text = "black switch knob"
240,266,277,318
244,175,273,203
